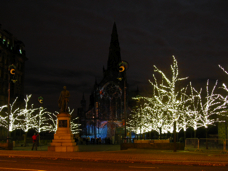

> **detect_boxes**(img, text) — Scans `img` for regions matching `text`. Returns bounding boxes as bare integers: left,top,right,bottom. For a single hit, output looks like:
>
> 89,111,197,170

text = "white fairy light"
54,107,80,134
0,97,21,132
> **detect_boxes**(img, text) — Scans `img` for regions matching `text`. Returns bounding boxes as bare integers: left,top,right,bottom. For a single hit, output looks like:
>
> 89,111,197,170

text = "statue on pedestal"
58,86,70,113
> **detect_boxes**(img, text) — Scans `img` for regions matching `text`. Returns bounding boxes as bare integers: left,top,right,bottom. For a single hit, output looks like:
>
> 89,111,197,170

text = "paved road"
1,144,228,167
0,157,227,171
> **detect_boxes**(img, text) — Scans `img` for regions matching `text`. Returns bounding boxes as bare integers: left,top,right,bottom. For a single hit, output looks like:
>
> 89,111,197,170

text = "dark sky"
0,0,228,112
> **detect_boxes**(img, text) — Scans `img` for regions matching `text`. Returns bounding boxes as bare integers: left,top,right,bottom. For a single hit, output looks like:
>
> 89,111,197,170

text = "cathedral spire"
107,22,121,72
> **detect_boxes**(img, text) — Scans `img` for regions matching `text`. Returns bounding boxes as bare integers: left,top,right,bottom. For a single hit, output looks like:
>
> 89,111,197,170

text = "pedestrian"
31,133,39,150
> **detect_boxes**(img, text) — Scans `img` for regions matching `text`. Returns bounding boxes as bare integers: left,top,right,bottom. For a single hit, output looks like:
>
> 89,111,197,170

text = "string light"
128,56,226,136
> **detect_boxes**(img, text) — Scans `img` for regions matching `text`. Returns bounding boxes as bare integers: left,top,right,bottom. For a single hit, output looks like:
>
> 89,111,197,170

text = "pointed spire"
107,22,121,72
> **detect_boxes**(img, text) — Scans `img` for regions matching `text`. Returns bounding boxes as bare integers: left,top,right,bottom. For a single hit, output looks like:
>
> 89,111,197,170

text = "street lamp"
118,61,128,138
7,64,17,146
173,100,180,152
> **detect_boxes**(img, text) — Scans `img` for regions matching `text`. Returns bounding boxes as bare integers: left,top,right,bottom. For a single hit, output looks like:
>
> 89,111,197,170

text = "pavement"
0,144,228,166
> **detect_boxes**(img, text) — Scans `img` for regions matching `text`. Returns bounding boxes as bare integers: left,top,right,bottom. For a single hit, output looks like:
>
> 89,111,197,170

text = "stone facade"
0,24,27,139
77,23,127,141
0,24,27,106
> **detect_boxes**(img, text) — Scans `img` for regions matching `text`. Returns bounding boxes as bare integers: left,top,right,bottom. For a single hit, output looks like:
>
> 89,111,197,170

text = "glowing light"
10,69,15,75
119,66,125,72
38,96,43,104
127,56,226,136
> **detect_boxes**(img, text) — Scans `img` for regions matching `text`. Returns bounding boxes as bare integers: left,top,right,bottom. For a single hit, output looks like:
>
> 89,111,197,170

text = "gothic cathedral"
77,22,127,144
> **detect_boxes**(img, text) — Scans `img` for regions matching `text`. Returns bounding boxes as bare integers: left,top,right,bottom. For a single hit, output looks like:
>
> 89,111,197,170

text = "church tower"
102,22,122,83
81,22,126,142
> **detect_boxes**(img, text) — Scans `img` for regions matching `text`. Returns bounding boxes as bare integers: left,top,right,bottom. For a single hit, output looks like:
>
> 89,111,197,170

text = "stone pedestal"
48,113,78,152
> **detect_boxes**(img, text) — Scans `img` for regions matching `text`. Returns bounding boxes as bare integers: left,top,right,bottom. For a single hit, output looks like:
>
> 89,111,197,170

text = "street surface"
0,156,227,171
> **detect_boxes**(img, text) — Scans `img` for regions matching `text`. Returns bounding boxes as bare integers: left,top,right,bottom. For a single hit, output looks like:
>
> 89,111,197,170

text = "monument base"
48,112,78,152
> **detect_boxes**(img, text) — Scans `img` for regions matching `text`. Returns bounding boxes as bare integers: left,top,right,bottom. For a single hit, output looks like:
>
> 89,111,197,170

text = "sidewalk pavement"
1,144,228,166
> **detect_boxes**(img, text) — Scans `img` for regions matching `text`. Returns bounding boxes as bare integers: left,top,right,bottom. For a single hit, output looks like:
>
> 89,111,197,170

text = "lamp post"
7,64,16,146
118,61,128,138
173,119,177,152
7,68,11,144
173,100,180,152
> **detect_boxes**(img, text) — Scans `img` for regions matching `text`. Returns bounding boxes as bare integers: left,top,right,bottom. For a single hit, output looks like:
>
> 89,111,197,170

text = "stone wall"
0,142,13,150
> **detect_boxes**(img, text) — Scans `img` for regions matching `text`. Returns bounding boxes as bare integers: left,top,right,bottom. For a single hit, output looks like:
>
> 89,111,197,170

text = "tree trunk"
184,131,186,141
206,127,208,150
173,121,177,152
159,127,161,139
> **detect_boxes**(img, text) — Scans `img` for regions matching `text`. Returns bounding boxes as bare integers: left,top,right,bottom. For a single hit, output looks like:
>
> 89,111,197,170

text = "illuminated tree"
218,65,228,108
129,56,226,139
68,108,81,134
0,95,80,145
128,101,148,136
183,82,202,137
71,116,81,135
128,59,226,140
148,55,189,135
34,107,57,133
193,80,225,130
0,98,21,132
18,94,39,146
128,56,192,139
0,105,7,112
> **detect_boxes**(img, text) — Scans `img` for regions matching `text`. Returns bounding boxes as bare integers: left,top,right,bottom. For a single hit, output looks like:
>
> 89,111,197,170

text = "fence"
121,138,171,144
185,138,228,151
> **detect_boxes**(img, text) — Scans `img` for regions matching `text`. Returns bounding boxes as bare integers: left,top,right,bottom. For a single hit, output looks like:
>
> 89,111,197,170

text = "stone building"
77,23,128,143
0,24,27,105
0,24,27,138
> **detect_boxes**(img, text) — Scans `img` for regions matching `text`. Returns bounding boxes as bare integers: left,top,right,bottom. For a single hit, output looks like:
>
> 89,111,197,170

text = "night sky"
0,1,228,112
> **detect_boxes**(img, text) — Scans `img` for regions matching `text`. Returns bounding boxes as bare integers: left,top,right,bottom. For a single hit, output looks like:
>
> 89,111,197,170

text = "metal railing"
185,138,228,151
121,138,171,144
